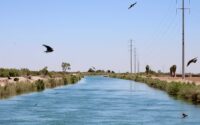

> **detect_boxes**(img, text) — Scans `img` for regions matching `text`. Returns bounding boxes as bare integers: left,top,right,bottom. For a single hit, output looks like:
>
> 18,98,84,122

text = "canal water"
0,76,200,125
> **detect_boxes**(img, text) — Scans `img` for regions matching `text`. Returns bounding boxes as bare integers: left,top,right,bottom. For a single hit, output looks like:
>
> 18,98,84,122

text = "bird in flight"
128,2,137,9
182,113,188,118
43,44,54,53
187,57,198,67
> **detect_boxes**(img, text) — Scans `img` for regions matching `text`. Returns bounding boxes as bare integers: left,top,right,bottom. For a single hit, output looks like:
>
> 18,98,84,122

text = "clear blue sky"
0,0,199,73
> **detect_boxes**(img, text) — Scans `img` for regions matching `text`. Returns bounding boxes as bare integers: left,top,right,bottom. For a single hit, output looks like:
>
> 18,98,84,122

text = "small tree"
21,68,31,76
107,70,111,73
158,70,162,74
61,62,71,73
170,65,177,77
96,70,105,73
146,65,150,74
40,66,49,77
88,68,95,73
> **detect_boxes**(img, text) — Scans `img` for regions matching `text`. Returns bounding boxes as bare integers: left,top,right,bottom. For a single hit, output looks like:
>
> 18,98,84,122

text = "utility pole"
179,0,190,79
182,0,185,79
137,60,140,73
134,46,137,74
178,0,190,79
130,40,133,74
137,50,140,73
129,40,137,74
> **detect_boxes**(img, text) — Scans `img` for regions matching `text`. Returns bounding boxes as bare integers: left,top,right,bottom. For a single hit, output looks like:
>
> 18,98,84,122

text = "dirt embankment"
0,76,47,87
153,76,200,85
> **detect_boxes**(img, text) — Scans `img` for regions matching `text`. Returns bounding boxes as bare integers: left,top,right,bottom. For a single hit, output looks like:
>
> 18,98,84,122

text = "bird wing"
43,44,53,50
43,44,49,48
187,58,198,67
128,5,133,9
128,2,137,9
187,60,193,67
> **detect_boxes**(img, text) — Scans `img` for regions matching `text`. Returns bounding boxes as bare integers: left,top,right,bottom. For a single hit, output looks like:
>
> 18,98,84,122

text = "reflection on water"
0,76,200,125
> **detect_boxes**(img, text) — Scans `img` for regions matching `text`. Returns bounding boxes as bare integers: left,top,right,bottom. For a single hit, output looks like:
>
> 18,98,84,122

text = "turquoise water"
0,76,200,125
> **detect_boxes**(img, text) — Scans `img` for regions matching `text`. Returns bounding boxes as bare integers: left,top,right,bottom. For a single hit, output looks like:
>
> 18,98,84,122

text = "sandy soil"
153,76,200,85
0,76,46,87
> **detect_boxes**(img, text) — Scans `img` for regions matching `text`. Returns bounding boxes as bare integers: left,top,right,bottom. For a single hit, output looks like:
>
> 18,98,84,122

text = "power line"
141,0,175,58
139,1,177,71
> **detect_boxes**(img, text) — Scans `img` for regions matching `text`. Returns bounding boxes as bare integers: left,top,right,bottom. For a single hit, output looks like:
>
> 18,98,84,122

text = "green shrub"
14,78,19,82
166,82,182,96
35,80,45,91
63,77,70,85
9,69,20,77
70,75,78,84
0,68,10,77
39,67,49,77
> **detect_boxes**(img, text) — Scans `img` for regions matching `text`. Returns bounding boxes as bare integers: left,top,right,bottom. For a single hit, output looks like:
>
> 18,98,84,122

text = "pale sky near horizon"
0,0,200,73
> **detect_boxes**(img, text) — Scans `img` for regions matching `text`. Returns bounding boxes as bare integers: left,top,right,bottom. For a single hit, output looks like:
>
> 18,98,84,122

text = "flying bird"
182,113,188,118
187,57,198,67
128,2,137,9
43,44,54,53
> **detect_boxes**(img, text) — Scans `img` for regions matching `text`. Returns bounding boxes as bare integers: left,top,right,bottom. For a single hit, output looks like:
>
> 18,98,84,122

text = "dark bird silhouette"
182,113,188,118
128,2,137,9
43,44,54,53
187,57,198,67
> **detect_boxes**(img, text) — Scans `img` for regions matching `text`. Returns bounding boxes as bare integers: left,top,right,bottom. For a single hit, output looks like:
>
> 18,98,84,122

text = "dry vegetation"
0,68,83,99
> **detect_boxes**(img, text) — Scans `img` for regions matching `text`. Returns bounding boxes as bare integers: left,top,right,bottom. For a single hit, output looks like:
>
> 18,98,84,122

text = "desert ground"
153,76,200,85
0,76,45,87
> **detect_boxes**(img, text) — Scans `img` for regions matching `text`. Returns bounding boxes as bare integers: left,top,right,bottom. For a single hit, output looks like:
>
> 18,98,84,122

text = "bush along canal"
0,74,82,99
110,74,200,105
